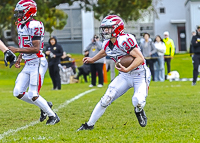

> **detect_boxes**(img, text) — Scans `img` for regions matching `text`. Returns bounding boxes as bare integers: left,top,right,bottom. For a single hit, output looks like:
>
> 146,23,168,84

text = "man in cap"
163,31,175,78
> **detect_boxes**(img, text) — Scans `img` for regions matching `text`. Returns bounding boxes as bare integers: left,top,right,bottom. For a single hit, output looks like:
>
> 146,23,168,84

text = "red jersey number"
18,36,31,48
122,38,135,51
34,27,43,36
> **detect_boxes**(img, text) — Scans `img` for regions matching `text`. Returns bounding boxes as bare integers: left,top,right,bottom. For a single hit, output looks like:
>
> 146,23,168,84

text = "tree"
51,0,153,22
93,0,153,22
0,0,153,45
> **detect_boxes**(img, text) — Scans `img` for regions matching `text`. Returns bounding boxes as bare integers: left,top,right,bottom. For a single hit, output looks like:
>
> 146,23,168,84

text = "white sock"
33,96,55,117
135,107,142,112
135,104,143,112
20,92,34,104
87,101,107,126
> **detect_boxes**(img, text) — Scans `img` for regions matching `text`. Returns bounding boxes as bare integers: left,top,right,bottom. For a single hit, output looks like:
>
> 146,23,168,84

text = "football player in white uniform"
77,15,151,131
9,0,60,125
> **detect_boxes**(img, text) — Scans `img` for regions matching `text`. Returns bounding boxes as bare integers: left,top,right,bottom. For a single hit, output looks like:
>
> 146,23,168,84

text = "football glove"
4,50,17,68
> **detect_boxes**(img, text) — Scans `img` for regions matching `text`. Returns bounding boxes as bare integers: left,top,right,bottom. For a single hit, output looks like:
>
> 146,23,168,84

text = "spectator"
163,31,175,75
153,35,166,82
45,36,63,90
140,32,157,81
84,35,104,87
139,32,152,46
189,31,196,57
191,26,200,85
106,56,115,81
60,52,76,75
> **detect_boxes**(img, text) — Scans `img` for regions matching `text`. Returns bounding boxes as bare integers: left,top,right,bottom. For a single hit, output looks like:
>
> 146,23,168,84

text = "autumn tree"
93,0,153,22
0,0,68,45
0,0,153,45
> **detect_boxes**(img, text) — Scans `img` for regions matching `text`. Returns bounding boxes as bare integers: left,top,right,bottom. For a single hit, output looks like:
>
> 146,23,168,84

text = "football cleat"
40,102,53,122
77,123,94,131
135,108,147,127
46,113,60,125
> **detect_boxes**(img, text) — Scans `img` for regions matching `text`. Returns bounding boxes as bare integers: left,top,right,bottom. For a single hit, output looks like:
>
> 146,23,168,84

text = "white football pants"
87,66,151,126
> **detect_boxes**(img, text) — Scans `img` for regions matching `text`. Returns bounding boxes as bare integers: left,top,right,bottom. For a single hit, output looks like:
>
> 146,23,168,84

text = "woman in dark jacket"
45,36,63,90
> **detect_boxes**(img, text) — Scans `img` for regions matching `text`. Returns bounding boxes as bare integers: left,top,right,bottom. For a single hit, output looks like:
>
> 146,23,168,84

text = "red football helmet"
14,0,37,24
100,15,124,39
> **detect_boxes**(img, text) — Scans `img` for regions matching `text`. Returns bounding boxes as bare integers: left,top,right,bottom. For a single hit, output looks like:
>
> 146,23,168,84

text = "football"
116,55,135,68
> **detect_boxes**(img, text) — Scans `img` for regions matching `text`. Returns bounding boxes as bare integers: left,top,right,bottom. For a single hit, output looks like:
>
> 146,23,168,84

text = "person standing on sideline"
153,35,166,82
140,32,157,81
45,36,63,90
163,31,175,75
191,26,200,85
84,35,104,87
0,40,16,68
77,15,151,131
189,31,196,57
8,0,60,125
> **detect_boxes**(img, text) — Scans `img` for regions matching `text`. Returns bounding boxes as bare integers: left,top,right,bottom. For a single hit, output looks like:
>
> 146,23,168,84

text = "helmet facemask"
100,26,114,40
14,10,25,24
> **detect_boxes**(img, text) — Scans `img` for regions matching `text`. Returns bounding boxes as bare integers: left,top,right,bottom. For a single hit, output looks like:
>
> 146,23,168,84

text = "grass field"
0,53,200,142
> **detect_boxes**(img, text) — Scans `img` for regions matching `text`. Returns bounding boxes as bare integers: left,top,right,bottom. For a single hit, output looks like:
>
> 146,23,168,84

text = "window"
160,8,165,14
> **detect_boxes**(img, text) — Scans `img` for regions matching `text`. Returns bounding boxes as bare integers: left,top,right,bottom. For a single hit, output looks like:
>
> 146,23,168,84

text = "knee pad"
132,93,146,108
27,91,38,101
100,87,117,107
13,87,20,97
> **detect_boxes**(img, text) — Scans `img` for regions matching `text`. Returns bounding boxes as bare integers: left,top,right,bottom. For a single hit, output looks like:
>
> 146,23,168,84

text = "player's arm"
9,38,40,54
128,48,144,70
0,40,9,53
83,49,107,64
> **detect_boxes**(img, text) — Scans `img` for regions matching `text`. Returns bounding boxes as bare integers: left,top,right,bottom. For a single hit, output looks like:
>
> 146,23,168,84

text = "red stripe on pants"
38,74,41,93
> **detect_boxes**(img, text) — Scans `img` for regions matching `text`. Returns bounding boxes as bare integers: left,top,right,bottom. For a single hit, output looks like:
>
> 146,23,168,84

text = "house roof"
185,0,200,6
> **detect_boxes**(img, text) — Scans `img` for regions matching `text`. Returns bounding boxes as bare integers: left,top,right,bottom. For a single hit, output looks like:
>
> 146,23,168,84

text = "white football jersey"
103,33,146,72
17,19,45,60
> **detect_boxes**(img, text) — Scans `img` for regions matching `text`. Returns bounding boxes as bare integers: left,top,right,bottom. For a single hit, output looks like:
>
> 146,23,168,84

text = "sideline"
0,89,96,140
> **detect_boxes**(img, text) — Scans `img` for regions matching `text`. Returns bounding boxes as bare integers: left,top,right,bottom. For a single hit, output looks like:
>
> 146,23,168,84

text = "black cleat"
77,123,94,131
46,113,60,125
40,102,53,122
135,108,147,127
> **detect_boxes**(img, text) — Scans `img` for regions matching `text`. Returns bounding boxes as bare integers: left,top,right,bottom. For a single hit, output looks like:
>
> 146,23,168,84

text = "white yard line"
0,89,96,140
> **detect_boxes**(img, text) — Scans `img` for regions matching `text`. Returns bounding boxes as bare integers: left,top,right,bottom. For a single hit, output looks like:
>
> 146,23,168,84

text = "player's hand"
15,60,21,68
4,50,17,68
83,57,93,64
115,63,129,73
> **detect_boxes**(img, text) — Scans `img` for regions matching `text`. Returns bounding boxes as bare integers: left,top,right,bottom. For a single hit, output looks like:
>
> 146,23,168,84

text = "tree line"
0,0,152,45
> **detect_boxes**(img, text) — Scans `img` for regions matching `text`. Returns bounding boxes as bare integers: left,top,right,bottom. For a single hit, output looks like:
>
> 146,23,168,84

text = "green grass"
0,53,200,142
